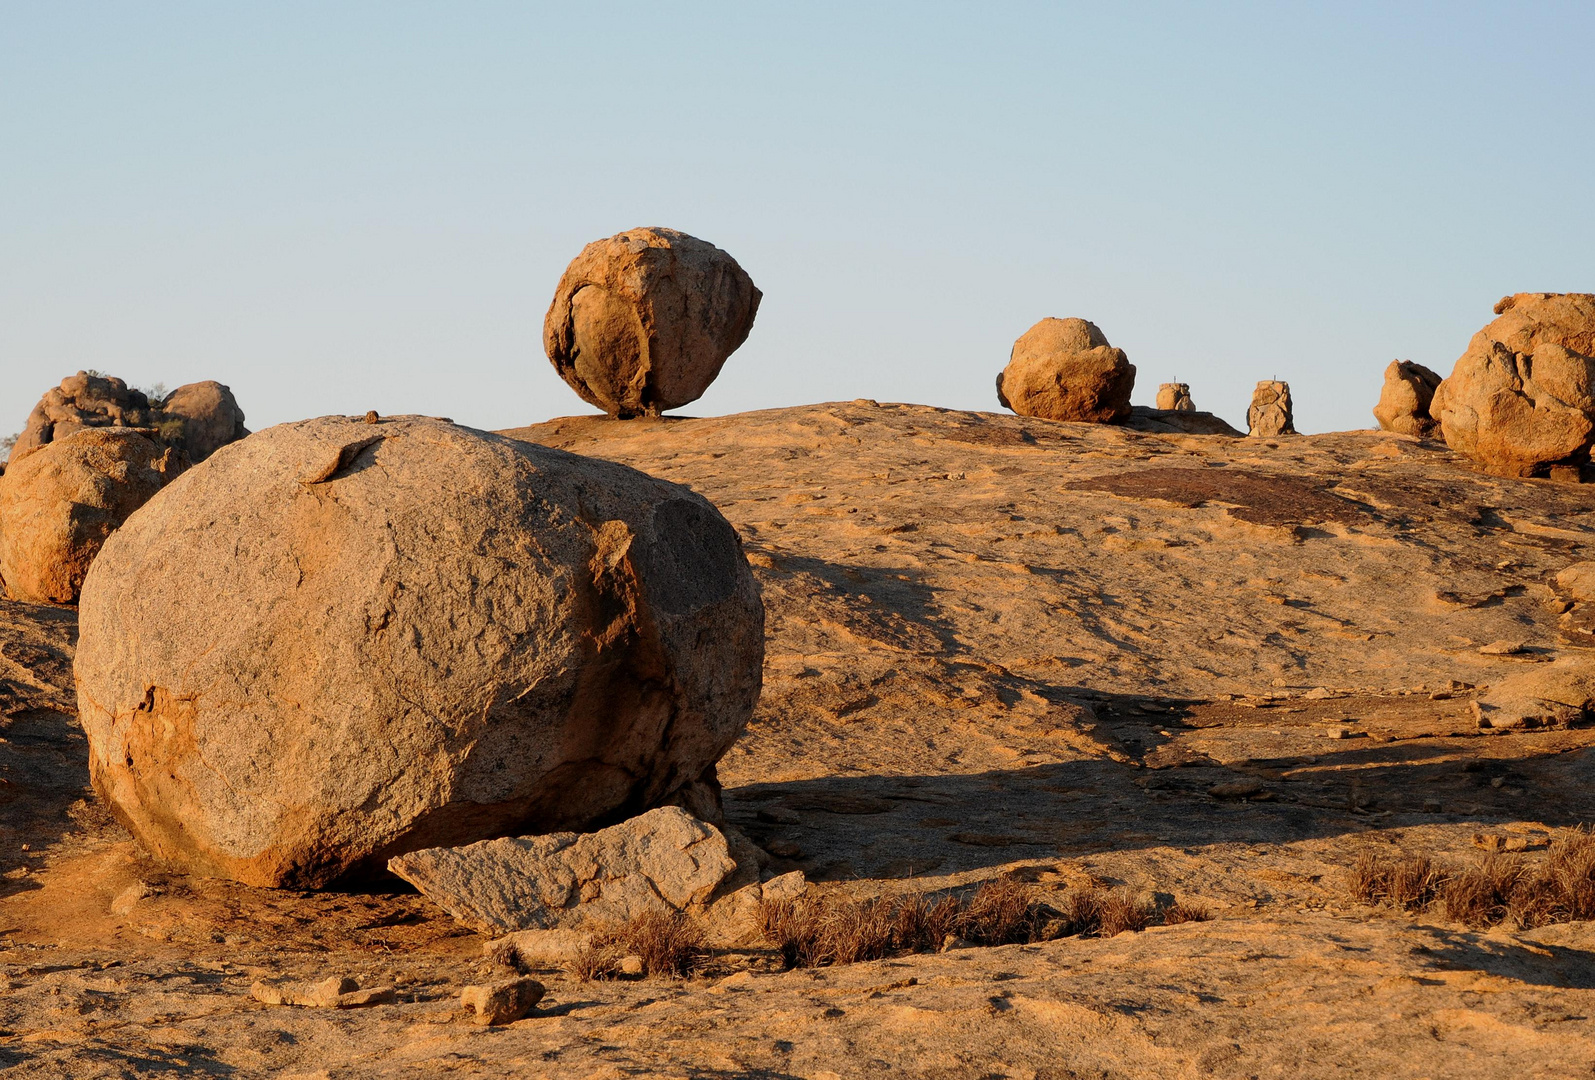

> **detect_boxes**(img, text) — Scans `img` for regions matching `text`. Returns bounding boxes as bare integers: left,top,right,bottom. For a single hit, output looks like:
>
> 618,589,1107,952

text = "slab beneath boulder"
388,806,741,934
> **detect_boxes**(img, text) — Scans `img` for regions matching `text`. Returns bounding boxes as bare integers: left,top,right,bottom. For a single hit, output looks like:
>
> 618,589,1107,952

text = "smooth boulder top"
156,381,249,462
996,317,1136,424
75,415,764,889
1430,292,1595,478
0,428,178,604
543,227,762,418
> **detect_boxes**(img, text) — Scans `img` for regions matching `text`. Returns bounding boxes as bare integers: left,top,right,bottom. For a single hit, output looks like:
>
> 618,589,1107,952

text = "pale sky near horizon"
3,2,1592,439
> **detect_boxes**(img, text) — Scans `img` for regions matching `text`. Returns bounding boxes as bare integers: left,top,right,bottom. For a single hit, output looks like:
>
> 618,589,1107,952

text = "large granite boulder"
1430,293,1595,478
156,381,249,462
996,318,1135,423
543,228,761,418
10,372,155,463
1373,360,1442,438
0,428,179,604
75,415,765,888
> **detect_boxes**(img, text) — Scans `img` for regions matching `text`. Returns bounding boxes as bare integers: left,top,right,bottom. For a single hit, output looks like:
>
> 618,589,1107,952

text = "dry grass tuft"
572,908,706,981
759,878,1204,969
1159,899,1212,925
1350,829,1595,930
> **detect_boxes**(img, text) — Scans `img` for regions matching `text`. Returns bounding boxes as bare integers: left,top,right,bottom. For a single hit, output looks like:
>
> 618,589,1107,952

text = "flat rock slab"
388,806,739,934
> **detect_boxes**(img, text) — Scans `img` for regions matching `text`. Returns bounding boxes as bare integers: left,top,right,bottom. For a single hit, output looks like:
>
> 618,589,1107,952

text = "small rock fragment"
760,870,806,903
1207,780,1262,799
483,929,594,971
460,976,545,1026
250,976,394,1009
1478,640,1527,656
617,955,646,976
110,881,153,916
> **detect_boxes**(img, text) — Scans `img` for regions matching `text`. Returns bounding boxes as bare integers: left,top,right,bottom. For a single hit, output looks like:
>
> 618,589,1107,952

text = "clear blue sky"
3,2,1591,437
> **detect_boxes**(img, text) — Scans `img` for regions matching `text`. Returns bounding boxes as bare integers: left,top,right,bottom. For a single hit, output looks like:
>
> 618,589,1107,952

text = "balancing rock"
1429,293,1595,478
996,318,1135,423
75,415,764,888
543,227,761,418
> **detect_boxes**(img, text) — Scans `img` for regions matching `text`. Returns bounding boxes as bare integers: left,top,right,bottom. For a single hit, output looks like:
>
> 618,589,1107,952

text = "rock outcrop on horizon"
157,380,249,462
995,317,1135,423
1430,292,1595,478
1156,382,1194,412
10,373,156,463
9,372,249,466
74,415,765,889
1247,380,1295,436
0,428,179,604
543,227,762,419
1373,360,1442,438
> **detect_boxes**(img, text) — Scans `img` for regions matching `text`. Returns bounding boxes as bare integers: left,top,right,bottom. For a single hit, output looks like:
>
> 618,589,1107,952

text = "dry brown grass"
1349,829,1595,929
572,908,707,981
759,878,1201,970
1159,899,1212,925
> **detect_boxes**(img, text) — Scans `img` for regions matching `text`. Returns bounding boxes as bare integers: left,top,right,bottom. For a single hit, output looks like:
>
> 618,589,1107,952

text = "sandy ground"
1,401,1593,1077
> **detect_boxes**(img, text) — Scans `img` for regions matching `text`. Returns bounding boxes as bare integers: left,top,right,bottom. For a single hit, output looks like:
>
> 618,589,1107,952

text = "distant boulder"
157,381,249,462
996,318,1135,424
1372,360,1442,438
543,227,761,418
1430,293,1595,478
8,373,248,466
10,372,154,463
1156,383,1195,412
1247,380,1296,437
0,428,180,604
75,415,765,889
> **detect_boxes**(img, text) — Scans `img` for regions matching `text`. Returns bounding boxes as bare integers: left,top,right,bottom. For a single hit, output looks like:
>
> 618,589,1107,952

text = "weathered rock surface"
1155,382,1194,411
1373,360,1443,438
157,380,249,462
75,416,764,888
996,318,1135,424
1123,405,1242,436
389,806,740,934
1430,292,1595,478
1470,660,1595,730
543,227,761,418
9,372,155,463
0,428,178,604
484,928,595,971
250,976,395,1009
1247,379,1295,436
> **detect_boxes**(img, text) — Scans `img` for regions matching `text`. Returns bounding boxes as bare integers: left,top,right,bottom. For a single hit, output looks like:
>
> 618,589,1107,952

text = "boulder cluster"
992,318,1280,436
0,373,248,603
1373,294,1595,479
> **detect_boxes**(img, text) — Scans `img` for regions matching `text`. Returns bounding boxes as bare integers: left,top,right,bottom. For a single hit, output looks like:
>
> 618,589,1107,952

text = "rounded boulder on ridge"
1430,293,1595,478
996,318,1135,423
0,428,179,604
75,415,765,888
543,227,761,418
